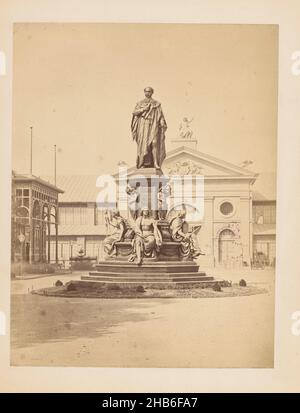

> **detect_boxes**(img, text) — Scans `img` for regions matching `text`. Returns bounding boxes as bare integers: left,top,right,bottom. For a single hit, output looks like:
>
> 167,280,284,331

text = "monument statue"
157,183,172,220
179,117,193,140
169,210,202,259
39,86,221,298
125,183,140,220
131,87,167,169
103,210,127,257
129,207,162,265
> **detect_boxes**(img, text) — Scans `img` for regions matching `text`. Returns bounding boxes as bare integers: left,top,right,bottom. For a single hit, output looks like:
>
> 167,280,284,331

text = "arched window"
32,200,41,219
16,206,29,226
42,205,49,221
49,206,57,223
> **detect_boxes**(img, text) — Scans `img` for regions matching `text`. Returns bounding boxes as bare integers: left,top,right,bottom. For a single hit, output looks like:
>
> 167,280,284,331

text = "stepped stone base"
80,260,223,288
95,260,199,273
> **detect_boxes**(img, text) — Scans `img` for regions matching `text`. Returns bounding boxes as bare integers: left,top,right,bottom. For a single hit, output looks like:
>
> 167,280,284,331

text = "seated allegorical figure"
169,210,203,259
103,209,127,257
129,207,162,265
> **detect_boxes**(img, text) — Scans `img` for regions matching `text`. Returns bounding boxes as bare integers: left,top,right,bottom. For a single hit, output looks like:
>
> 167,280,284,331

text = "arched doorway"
218,229,238,268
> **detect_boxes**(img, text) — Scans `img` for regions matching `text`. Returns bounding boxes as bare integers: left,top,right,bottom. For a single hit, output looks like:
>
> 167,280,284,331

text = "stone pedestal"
82,260,215,287
80,167,223,289
127,167,169,216
78,168,224,288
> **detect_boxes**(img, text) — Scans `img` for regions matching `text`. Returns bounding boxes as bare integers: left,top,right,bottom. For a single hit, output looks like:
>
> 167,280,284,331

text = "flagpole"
30,126,33,175
54,144,57,186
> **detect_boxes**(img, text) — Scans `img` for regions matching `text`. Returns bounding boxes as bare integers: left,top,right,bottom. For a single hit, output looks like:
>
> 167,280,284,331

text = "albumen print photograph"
11,23,277,367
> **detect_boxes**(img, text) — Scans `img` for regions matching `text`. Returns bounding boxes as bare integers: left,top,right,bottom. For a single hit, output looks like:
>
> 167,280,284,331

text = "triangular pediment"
163,146,257,178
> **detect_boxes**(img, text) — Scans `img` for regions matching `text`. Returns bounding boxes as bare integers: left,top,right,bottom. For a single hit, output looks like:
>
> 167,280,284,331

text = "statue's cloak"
169,216,185,242
131,98,167,168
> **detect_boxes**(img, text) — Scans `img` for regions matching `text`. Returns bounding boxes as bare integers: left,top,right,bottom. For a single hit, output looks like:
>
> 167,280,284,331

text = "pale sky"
12,23,278,178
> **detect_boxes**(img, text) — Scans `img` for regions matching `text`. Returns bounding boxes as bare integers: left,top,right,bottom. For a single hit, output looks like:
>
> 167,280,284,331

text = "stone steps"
83,260,222,289
81,273,214,284
80,276,216,285
97,260,198,266
95,261,199,274
83,277,213,283
89,271,207,278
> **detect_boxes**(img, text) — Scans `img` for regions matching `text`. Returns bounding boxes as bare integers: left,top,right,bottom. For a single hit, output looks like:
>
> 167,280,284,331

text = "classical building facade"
47,139,276,269
162,145,257,268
